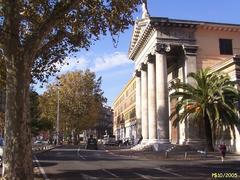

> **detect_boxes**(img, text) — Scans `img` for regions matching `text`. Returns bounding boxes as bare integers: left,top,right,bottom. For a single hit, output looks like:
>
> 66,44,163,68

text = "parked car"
34,140,48,145
86,135,98,150
103,135,117,146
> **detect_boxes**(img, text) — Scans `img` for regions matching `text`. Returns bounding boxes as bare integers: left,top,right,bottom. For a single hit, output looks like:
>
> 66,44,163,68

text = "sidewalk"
106,147,240,161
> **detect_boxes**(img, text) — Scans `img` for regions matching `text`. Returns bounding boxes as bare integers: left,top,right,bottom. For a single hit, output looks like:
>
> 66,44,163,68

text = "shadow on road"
35,162,240,180
34,161,58,168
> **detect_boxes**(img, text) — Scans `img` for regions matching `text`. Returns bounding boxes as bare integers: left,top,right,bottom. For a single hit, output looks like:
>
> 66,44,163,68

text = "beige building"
112,78,137,142
113,5,240,152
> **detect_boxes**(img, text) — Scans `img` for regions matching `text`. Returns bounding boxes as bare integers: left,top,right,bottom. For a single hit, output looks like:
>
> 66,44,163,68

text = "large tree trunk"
204,115,214,151
3,54,33,179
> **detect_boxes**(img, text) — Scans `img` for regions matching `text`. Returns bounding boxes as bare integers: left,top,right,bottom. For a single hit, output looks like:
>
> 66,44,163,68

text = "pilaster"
183,45,206,147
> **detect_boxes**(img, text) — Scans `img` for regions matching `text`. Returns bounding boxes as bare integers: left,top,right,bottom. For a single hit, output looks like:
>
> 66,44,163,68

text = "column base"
141,139,149,145
148,139,172,152
158,139,170,144
148,139,170,144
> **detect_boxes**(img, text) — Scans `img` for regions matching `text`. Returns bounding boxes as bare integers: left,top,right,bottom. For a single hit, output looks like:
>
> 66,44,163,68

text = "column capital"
182,45,198,56
147,54,155,64
140,63,147,71
134,70,141,77
154,43,171,54
233,54,240,66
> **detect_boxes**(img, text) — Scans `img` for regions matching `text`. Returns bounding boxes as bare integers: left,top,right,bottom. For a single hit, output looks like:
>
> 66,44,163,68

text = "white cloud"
53,52,131,76
91,52,131,72
57,57,89,75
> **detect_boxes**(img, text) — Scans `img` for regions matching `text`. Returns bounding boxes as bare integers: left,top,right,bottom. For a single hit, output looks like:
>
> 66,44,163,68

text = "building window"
219,39,233,55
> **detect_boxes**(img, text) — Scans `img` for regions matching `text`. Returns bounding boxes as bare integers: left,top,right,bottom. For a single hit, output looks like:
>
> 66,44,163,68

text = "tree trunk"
3,55,33,179
204,115,214,151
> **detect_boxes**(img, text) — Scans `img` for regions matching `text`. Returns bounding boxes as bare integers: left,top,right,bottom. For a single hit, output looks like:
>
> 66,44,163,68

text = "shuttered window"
219,39,233,55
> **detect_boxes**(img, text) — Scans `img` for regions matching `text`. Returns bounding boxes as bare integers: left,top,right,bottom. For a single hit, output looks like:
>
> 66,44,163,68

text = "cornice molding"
129,21,153,60
209,55,240,73
156,37,196,45
182,45,198,56
129,17,240,61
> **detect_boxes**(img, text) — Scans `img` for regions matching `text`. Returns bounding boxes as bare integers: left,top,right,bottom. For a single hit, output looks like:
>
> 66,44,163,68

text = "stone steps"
131,143,174,152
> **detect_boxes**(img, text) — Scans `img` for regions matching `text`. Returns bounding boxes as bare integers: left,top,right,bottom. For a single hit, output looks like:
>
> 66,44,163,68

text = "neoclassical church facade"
113,5,240,152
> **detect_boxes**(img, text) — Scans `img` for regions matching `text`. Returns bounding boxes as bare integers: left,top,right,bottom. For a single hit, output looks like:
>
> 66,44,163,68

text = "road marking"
154,167,183,177
134,172,152,179
77,148,86,160
104,149,137,159
81,173,98,180
102,169,119,178
33,155,50,180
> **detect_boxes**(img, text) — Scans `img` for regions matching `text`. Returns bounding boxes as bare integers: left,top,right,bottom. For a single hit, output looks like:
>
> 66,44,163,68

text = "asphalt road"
33,145,240,180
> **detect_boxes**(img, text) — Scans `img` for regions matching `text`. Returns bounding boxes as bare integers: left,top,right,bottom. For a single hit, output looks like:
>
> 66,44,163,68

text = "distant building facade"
95,106,113,139
112,78,137,142
113,12,240,152
83,105,113,140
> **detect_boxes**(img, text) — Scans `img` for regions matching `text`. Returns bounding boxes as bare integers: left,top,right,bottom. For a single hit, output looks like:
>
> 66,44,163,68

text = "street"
33,145,240,180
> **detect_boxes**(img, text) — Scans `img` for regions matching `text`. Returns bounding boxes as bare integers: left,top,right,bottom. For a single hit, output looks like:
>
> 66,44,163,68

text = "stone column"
135,70,142,138
147,55,157,142
140,63,148,143
183,45,205,145
155,44,170,143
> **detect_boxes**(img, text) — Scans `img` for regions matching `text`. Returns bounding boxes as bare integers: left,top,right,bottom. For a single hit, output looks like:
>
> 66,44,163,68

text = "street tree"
40,70,106,142
0,56,6,89
170,69,240,151
0,0,142,178
30,89,53,136
0,57,5,137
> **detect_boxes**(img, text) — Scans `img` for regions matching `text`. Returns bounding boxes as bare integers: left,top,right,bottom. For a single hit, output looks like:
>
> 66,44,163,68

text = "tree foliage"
170,69,240,150
1,0,142,82
0,0,142,178
40,70,106,137
30,89,53,136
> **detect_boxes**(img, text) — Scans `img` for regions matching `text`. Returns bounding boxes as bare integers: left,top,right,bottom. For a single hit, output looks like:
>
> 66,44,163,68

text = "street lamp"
56,86,60,145
56,78,62,145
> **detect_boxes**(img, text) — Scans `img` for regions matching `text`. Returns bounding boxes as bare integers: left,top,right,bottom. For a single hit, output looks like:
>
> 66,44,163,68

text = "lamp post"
56,78,62,145
56,86,60,145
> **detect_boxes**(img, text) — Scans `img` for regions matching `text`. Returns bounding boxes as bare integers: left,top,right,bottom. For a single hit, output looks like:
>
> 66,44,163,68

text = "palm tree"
169,69,240,151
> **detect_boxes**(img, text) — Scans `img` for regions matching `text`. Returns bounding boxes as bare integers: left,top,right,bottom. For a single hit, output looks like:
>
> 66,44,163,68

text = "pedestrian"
219,143,227,163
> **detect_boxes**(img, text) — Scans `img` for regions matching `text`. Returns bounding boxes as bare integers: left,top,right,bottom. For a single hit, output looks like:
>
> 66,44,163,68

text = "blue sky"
35,0,240,106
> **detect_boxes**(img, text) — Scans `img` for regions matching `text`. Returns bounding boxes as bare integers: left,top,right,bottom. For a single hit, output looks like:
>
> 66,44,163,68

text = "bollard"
184,152,188,159
165,151,168,158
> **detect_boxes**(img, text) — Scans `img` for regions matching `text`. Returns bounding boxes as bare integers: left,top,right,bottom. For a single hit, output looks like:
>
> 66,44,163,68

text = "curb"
33,145,59,154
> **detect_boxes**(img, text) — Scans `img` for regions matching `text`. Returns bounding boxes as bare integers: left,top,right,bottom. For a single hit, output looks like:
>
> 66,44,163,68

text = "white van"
103,135,116,145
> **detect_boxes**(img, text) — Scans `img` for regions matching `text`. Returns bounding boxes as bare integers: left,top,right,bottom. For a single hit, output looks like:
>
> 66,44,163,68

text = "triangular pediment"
128,18,150,60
